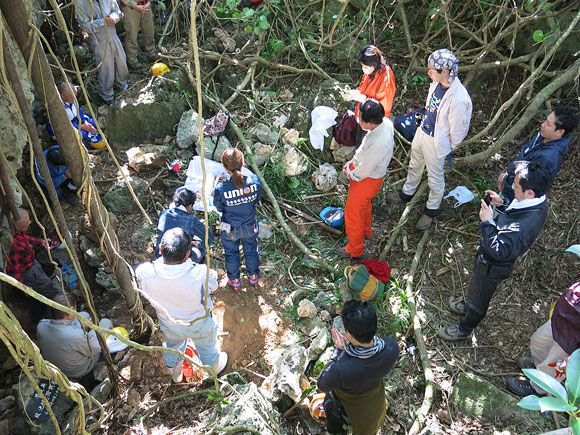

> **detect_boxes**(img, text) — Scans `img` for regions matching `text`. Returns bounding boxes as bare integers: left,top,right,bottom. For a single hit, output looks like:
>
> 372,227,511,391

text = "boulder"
307,327,330,361
209,373,283,434
313,346,335,377
102,176,149,216
255,123,279,145
332,316,345,335
262,344,309,401
79,235,106,268
126,146,167,172
297,299,317,318
451,372,551,428
282,145,308,176
281,128,299,147
312,163,338,192
175,109,231,160
250,142,274,166
96,263,121,293
332,145,355,162
105,78,187,145
297,316,326,337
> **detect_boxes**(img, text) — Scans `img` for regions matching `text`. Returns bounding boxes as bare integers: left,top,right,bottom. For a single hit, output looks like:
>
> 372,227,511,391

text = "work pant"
21,260,60,322
221,221,260,280
402,129,445,216
123,6,156,64
530,319,569,394
85,25,128,102
159,315,219,369
344,177,384,258
323,392,349,435
459,254,514,333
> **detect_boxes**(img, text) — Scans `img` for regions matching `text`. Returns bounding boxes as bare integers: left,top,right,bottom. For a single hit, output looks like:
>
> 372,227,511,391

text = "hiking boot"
416,214,433,230
506,377,542,397
449,300,466,316
516,356,535,369
170,363,183,383
213,352,228,375
386,192,403,204
128,61,143,70
249,274,259,287
438,324,471,341
146,52,158,62
228,278,241,291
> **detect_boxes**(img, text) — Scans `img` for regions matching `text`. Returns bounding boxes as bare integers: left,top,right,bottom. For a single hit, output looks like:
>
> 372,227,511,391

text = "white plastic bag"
309,106,338,151
444,186,475,208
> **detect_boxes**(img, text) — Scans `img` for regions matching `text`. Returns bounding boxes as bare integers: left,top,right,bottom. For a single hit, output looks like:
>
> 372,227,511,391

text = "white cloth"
135,258,218,326
184,156,254,213
309,106,338,151
402,129,446,210
505,195,546,212
350,118,394,181
425,77,472,158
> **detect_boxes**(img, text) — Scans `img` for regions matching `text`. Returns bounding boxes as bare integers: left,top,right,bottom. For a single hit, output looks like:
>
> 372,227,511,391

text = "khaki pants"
530,319,569,394
123,6,156,64
402,129,445,213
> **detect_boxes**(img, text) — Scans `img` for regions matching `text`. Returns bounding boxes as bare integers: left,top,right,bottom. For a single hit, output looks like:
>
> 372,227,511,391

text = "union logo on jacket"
213,174,263,226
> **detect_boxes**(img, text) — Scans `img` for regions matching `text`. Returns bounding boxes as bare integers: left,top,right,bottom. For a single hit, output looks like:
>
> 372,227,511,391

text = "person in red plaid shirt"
6,209,59,322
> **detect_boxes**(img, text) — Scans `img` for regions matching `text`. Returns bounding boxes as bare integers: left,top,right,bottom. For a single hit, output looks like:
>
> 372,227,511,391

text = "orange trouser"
344,176,384,257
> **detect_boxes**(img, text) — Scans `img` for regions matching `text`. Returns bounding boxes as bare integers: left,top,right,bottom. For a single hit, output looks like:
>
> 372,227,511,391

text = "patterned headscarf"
428,49,459,83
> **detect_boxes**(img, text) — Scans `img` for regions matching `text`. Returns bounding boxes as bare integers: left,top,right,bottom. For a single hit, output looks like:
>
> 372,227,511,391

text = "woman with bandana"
387,49,472,230
333,45,396,148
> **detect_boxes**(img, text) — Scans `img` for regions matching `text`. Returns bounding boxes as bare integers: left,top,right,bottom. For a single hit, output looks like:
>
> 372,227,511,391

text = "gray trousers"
22,260,60,322
85,24,128,102
123,6,156,64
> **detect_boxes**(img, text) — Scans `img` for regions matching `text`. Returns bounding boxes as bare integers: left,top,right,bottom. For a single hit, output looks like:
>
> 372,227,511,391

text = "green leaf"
567,349,580,406
538,396,576,413
158,1,166,12
240,317,245,323
532,29,545,42
289,178,300,188
523,368,568,401
253,26,263,36
570,416,580,435
259,19,270,30
244,25,253,33
517,395,541,411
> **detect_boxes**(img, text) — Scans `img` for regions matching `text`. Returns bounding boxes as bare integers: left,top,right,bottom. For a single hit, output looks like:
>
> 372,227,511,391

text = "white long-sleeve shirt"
350,118,394,181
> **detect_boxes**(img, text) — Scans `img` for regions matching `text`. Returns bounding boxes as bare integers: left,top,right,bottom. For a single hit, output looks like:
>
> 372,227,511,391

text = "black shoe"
438,324,471,341
506,377,543,396
516,356,535,369
335,247,351,259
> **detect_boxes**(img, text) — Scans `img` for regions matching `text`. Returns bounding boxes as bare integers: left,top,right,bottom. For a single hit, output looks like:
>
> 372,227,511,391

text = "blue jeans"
159,315,219,368
221,222,260,280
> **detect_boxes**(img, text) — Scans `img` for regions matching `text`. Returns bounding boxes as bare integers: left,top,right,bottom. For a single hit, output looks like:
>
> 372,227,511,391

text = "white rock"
255,123,279,144
281,128,299,147
332,145,356,162
297,299,317,318
251,142,273,166
282,145,307,176
312,163,338,192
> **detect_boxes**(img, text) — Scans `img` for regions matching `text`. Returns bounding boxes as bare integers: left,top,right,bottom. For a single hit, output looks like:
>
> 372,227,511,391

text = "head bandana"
428,49,459,83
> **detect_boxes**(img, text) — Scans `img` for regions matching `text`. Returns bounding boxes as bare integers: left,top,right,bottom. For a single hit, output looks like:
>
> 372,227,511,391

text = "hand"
479,199,494,223
105,16,116,26
353,92,367,103
191,240,200,247
136,4,146,13
484,189,503,207
497,172,507,192
344,89,361,101
80,122,97,133
330,328,349,350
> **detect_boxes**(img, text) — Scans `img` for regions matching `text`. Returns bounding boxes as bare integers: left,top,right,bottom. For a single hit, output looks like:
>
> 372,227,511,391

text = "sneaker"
416,214,433,230
449,300,466,316
249,274,259,287
386,192,403,204
516,356,535,369
228,278,241,291
170,363,183,383
438,324,471,341
506,377,542,396
213,352,228,375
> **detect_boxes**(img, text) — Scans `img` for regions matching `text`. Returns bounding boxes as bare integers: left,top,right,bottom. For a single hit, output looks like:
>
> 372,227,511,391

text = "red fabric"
360,260,391,283
355,65,396,120
6,233,45,282
344,177,384,257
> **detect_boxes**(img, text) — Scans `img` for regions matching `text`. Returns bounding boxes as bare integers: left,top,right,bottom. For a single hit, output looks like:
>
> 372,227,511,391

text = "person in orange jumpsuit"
336,99,394,261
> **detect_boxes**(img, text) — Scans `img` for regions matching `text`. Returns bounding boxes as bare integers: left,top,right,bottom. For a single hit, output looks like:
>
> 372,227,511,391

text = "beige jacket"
350,118,394,181
426,77,472,158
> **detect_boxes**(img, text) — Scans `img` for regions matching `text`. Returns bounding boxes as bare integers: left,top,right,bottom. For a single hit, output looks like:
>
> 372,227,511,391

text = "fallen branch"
406,233,434,435
378,181,428,261
276,200,342,236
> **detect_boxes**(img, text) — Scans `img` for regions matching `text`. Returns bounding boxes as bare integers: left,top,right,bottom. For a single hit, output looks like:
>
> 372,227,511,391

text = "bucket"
181,346,198,378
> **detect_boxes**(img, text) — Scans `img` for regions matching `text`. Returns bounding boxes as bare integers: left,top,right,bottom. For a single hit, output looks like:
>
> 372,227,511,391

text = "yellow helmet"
106,326,129,339
152,62,170,77
308,393,327,423
91,140,106,149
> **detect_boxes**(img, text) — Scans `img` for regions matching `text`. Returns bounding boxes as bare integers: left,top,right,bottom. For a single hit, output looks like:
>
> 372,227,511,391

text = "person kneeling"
317,300,399,434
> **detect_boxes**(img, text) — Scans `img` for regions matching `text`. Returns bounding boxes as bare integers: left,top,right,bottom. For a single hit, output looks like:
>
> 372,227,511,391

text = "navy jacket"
479,199,547,265
33,145,68,197
155,207,213,259
502,133,570,202
213,175,262,227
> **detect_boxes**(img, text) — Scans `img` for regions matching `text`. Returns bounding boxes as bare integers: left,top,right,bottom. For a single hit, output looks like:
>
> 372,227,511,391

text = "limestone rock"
79,235,106,268
102,176,148,216
282,145,308,176
96,263,121,293
258,220,274,239
251,142,274,166
262,343,309,401
298,316,326,337
312,163,338,192
338,281,353,303
331,316,345,335
319,310,332,323
63,378,112,435
126,146,167,172
332,145,355,162
297,299,317,318
307,327,330,360
282,128,299,147
451,372,551,428
255,123,279,145
313,346,335,377
176,109,232,160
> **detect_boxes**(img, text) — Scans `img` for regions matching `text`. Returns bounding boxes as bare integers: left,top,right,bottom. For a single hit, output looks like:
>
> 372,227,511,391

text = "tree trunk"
0,1,153,341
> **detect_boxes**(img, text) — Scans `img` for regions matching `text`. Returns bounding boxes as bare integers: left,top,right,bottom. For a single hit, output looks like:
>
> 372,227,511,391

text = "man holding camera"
439,162,550,341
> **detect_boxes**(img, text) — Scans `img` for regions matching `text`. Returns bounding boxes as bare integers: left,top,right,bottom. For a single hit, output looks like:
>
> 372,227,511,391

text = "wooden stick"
275,200,342,236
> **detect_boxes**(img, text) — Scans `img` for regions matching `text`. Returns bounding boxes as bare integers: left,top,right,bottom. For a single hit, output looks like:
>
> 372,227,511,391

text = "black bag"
393,107,425,142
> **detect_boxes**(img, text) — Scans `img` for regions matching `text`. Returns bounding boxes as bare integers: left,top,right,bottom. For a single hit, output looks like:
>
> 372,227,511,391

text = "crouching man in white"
136,228,227,382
